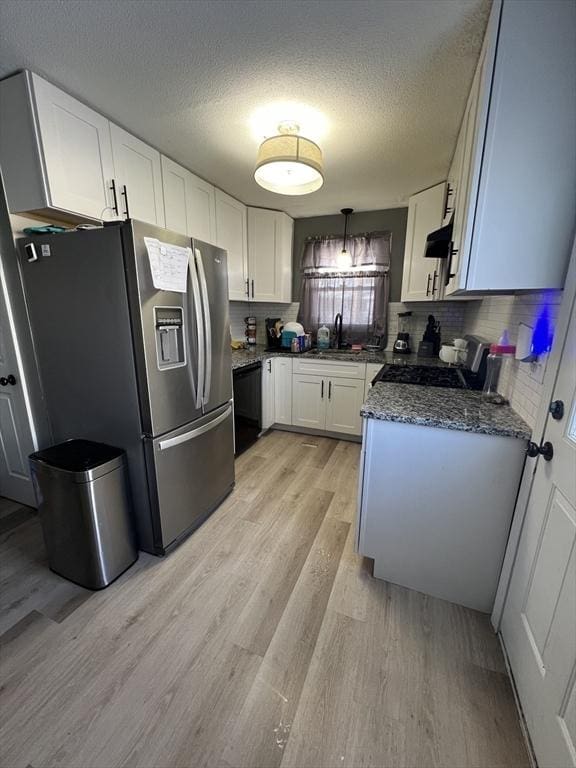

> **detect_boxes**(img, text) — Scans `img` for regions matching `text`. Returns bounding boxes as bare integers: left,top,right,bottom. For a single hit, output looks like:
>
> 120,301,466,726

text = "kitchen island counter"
361,381,531,440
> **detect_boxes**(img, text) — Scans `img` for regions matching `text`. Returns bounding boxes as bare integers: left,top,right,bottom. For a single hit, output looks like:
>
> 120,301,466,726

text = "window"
298,233,391,344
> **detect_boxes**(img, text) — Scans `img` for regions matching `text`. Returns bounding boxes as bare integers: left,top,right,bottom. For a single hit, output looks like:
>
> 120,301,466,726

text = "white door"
261,357,274,430
292,374,325,430
501,295,576,767
215,190,248,301
325,376,364,436
161,155,190,236
187,172,216,244
273,357,292,426
110,124,165,227
32,73,115,221
400,182,446,302
0,269,36,506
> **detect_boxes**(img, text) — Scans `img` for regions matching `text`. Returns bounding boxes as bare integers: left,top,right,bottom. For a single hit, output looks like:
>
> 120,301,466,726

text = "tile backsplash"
229,302,300,345
230,300,467,349
385,301,467,351
463,291,563,430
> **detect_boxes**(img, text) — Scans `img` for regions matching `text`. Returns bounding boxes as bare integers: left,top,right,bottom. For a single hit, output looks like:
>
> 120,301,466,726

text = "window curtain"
298,232,391,344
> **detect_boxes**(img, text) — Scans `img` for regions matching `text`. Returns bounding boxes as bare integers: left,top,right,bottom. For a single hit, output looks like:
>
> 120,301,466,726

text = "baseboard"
265,423,362,443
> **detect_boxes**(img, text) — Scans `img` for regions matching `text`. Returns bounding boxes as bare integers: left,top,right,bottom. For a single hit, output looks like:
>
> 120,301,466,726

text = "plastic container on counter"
483,330,516,404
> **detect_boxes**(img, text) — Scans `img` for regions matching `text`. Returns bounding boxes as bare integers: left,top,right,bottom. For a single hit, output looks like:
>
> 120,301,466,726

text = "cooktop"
372,364,482,390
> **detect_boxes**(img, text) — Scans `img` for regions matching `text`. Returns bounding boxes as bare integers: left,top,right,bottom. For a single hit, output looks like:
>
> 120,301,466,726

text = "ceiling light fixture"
254,121,324,196
337,208,354,269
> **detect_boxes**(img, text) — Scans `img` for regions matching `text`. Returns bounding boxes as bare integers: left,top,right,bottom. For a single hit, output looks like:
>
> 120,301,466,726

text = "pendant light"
337,208,353,269
254,121,324,196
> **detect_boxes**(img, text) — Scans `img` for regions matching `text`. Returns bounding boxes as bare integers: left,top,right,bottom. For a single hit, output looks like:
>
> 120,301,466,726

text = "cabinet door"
247,208,293,302
187,172,216,244
161,155,189,236
292,374,325,430
325,377,364,436
400,182,446,302
110,124,165,227
445,5,497,295
215,190,248,301
261,358,275,430
32,73,115,220
273,357,293,425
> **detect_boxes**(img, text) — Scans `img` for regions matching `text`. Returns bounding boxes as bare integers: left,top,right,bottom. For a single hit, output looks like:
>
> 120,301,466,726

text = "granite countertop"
361,382,531,440
231,345,450,371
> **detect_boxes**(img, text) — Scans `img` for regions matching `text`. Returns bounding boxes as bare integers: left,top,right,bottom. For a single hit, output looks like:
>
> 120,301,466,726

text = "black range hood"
424,215,453,260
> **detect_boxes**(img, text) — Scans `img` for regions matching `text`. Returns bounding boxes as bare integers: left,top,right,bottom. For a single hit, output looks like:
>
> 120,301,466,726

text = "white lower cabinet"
325,377,365,436
272,357,293,426
292,372,364,436
261,358,274,430
292,375,326,430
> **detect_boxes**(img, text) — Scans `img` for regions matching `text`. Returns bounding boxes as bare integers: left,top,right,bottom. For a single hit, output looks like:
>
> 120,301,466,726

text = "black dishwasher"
232,362,262,456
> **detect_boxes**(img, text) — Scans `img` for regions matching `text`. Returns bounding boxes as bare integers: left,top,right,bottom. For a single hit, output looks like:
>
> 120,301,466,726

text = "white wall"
463,291,563,429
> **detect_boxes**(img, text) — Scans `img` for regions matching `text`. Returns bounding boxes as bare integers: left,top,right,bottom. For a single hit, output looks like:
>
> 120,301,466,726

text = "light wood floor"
0,430,529,768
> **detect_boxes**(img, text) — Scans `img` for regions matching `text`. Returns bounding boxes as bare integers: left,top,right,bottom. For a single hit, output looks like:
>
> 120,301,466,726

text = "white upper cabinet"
247,208,293,303
0,71,115,221
215,190,248,301
161,155,216,242
161,155,190,236
187,172,216,244
110,124,165,227
400,182,447,302
446,0,576,294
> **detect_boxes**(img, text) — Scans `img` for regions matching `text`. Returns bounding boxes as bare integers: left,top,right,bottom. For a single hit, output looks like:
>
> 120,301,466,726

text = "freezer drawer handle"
158,404,232,451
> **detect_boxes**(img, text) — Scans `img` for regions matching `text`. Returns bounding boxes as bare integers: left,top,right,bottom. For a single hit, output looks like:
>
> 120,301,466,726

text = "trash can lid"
29,439,124,472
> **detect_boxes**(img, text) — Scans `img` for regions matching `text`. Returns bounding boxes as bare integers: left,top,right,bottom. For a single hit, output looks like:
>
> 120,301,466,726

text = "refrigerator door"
192,240,232,414
145,401,235,550
122,220,204,436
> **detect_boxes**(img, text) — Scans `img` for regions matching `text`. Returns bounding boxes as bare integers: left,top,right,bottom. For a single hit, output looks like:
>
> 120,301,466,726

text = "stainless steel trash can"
29,439,138,589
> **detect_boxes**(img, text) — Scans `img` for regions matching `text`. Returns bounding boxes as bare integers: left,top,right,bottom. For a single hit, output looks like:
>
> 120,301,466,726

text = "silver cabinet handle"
251,279,255,299
426,274,432,296
328,381,332,399
195,248,212,406
321,380,324,399
159,404,232,450
432,270,438,295
246,278,250,297
267,359,272,372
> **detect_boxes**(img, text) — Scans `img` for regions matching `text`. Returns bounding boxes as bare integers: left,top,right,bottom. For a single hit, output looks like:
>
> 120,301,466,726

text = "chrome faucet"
334,312,343,349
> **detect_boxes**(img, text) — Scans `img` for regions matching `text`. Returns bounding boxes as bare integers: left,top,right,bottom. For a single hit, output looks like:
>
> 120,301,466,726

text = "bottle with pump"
483,330,516,404
317,325,330,350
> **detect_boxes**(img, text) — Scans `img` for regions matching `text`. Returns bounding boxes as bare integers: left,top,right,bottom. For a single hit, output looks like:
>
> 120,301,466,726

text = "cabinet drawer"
293,358,366,380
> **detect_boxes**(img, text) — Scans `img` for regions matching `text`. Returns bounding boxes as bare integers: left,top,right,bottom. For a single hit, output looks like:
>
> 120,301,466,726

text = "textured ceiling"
0,0,490,218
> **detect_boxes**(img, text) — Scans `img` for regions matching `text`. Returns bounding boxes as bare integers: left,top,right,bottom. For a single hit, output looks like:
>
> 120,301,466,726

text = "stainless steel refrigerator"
18,219,234,555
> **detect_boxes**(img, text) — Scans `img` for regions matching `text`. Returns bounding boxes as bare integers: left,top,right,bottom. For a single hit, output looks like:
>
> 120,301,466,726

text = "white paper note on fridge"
144,237,189,293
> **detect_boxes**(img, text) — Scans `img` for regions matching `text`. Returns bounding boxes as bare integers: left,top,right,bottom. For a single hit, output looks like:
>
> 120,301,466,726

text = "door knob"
527,441,554,461
549,400,564,420
0,374,16,386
